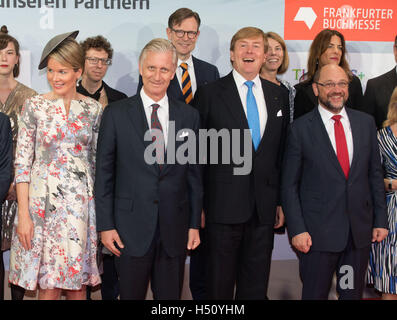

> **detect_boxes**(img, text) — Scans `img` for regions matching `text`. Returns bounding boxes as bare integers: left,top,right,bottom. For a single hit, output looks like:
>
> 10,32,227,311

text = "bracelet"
388,179,393,191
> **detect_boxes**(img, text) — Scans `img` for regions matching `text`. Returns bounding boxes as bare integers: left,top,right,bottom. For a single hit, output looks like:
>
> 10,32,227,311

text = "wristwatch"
389,179,393,191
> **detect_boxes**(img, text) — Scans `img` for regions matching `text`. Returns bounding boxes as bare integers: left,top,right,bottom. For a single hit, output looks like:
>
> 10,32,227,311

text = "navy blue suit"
281,107,388,299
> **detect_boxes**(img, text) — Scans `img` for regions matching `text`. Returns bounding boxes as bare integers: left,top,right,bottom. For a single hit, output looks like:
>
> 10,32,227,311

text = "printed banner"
284,0,397,41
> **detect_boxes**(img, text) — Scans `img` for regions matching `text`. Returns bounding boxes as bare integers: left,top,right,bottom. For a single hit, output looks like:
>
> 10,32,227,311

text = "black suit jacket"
77,81,127,105
294,75,364,119
103,81,128,103
0,112,12,203
281,107,388,252
95,95,203,257
364,67,397,129
137,56,220,102
193,72,289,225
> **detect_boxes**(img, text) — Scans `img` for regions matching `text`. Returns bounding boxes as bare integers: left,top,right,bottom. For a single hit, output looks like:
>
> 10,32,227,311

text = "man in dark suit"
364,35,397,129
193,27,288,299
140,7,218,300
78,35,127,300
281,64,389,300
95,38,203,300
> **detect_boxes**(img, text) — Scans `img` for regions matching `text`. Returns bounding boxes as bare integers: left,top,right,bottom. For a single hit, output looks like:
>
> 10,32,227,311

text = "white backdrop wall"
2,0,396,261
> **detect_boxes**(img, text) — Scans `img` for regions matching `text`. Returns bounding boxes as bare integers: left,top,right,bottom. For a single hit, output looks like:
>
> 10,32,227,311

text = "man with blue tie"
193,27,289,299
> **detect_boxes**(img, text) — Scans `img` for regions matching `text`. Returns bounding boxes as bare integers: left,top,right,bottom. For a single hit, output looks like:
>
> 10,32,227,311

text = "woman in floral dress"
8,31,102,300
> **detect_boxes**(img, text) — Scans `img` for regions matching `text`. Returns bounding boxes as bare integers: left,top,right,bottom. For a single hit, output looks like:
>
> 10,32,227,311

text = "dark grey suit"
95,94,202,299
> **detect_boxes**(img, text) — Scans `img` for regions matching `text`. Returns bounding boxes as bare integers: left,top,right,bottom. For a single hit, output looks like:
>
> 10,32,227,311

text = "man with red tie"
281,64,389,299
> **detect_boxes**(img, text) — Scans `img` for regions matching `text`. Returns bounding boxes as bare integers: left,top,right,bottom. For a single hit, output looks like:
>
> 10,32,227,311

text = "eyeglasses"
86,57,112,66
171,28,198,39
316,81,349,89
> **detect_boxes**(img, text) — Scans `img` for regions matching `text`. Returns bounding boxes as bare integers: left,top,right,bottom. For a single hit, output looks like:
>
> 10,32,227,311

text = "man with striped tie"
193,27,289,299
164,7,220,300
137,8,219,105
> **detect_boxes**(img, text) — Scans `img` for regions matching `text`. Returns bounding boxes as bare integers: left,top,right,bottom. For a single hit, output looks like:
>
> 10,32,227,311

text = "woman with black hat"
0,25,37,300
8,31,101,300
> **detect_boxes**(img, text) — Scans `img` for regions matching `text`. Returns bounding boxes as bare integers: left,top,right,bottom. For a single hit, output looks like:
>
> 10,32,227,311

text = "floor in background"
3,259,381,300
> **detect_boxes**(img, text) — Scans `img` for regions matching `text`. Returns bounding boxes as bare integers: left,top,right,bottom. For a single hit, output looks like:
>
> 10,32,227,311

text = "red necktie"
332,115,349,179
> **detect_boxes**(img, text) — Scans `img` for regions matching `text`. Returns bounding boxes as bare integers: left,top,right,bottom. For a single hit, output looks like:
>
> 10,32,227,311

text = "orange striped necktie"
180,62,193,104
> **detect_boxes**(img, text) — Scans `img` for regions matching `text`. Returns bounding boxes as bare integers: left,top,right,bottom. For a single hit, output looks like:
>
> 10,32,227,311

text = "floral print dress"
9,95,102,290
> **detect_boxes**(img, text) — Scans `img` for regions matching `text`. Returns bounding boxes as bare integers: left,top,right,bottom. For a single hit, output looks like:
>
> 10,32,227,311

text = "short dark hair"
80,35,113,59
395,34,397,46
168,8,201,30
0,25,20,77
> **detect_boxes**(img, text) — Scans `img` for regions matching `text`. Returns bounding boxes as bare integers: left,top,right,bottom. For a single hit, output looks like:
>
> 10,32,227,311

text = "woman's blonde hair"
48,38,84,72
383,87,397,128
261,31,289,75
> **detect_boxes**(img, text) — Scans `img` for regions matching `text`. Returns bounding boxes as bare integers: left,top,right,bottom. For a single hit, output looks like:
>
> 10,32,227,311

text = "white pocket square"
179,131,189,138
277,109,283,117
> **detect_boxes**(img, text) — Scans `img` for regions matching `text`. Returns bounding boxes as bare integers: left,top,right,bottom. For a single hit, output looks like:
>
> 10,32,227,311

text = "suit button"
154,200,159,204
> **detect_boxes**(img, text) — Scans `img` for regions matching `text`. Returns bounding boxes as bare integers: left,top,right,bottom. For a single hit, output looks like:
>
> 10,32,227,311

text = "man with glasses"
281,64,388,299
78,35,127,300
364,35,397,129
78,35,127,109
137,8,219,106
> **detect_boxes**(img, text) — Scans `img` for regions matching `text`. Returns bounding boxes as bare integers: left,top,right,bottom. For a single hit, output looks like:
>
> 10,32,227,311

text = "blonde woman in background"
260,31,295,123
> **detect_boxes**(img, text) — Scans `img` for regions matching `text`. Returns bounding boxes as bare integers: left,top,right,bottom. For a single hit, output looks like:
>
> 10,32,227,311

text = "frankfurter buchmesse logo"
294,7,317,30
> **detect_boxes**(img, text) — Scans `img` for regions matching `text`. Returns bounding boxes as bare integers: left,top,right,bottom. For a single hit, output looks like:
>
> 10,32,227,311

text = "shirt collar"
232,69,261,89
178,55,193,69
140,88,168,111
318,104,348,122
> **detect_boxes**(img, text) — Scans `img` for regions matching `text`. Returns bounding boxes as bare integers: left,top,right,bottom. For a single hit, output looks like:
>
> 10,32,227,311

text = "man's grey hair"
139,38,178,67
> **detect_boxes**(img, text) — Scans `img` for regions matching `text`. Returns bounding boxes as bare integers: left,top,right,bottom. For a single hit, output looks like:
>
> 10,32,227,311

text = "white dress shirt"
318,105,353,165
232,69,267,138
176,56,197,97
140,89,169,149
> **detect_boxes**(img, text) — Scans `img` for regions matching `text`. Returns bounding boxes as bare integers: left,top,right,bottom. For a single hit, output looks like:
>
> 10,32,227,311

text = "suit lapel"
126,96,159,174
255,80,280,155
311,108,346,179
161,100,182,175
192,56,203,87
167,76,183,101
219,72,250,131
346,108,360,177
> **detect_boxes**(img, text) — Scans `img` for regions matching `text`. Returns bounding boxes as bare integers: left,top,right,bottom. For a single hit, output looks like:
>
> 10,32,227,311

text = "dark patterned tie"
180,63,193,104
332,115,350,179
151,103,164,169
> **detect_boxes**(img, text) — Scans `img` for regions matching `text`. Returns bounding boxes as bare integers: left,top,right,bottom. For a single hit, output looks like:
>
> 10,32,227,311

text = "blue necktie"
244,81,260,150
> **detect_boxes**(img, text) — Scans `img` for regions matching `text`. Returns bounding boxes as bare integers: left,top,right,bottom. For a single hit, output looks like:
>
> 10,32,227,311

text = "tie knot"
180,63,188,71
244,80,254,89
332,115,342,122
152,103,160,112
